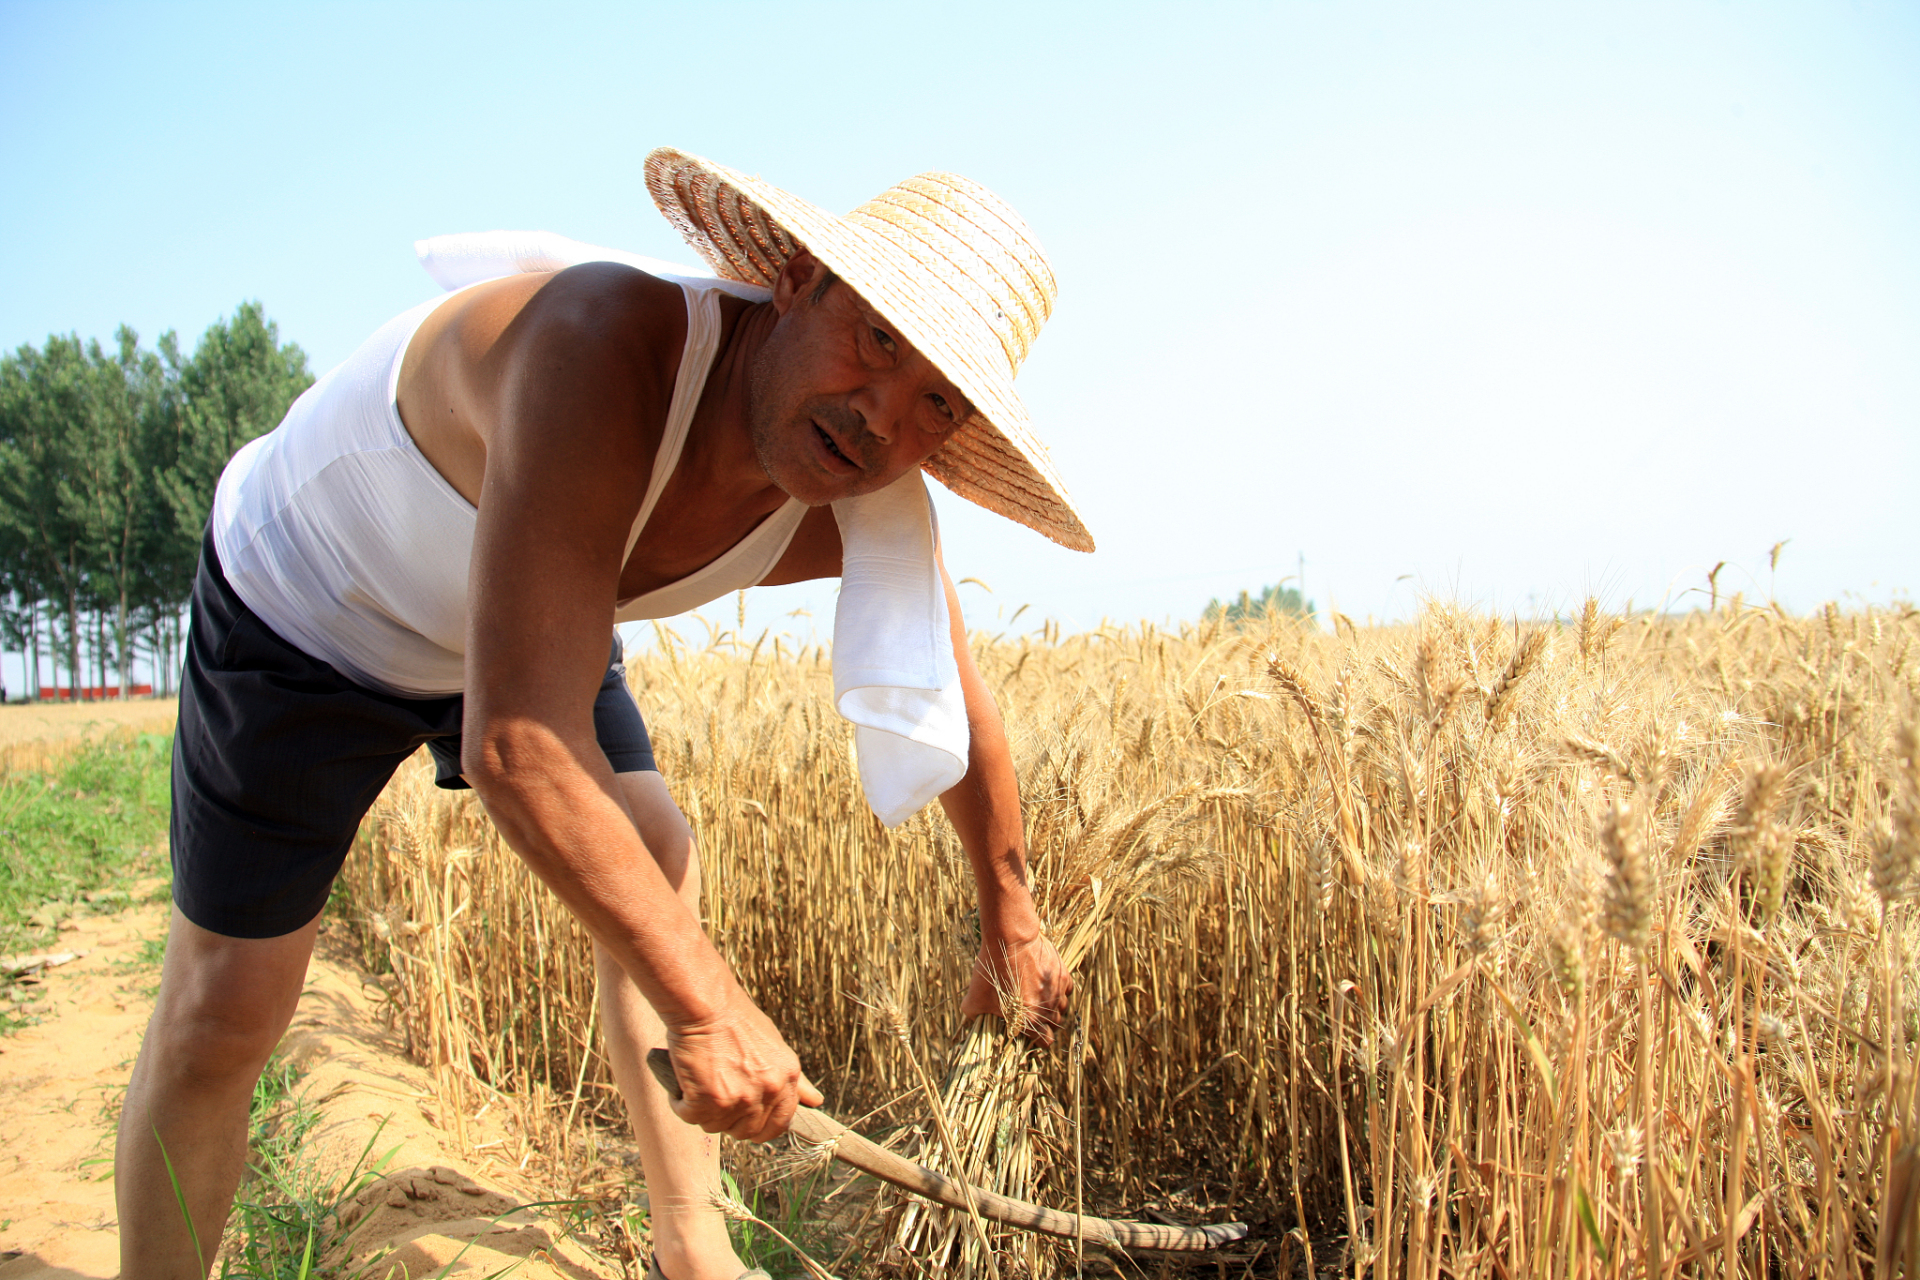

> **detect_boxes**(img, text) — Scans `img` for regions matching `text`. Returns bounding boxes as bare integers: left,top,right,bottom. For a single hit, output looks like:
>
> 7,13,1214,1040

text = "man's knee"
142,907,315,1089
616,772,701,899
146,996,284,1090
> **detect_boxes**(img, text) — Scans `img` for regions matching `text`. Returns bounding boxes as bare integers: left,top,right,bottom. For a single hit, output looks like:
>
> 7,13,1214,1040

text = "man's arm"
456,266,819,1141
936,565,1075,1044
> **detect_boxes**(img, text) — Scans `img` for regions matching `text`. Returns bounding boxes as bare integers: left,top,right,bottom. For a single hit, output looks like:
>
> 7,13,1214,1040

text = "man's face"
746,255,975,505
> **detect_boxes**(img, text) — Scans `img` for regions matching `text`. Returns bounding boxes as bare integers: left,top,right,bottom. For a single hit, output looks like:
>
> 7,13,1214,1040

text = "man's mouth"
814,421,858,471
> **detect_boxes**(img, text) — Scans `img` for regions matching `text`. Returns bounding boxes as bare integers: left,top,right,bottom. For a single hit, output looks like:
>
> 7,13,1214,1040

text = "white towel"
831,475,969,826
414,231,970,827
416,229,774,302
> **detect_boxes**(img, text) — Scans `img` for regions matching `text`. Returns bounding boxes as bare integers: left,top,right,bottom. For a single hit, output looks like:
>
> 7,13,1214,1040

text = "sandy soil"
0,701,179,751
0,893,620,1280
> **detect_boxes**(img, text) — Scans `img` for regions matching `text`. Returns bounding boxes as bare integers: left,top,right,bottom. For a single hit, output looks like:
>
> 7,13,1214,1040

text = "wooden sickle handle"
644,1047,1246,1251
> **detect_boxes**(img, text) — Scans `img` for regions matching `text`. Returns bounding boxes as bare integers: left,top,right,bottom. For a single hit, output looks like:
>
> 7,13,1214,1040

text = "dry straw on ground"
339,599,1920,1278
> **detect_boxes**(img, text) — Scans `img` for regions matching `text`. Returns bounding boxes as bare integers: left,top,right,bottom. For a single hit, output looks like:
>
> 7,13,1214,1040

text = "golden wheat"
338,599,1920,1278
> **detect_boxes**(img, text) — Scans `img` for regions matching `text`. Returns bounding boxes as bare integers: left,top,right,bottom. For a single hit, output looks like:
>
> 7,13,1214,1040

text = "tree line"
1204,582,1315,625
0,303,311,701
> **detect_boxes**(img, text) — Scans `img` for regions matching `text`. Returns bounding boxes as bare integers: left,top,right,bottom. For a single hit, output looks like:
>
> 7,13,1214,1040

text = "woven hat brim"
645,149,1095,553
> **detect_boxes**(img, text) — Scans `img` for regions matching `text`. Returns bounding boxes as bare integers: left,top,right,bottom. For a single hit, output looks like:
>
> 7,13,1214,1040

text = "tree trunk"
65,576,78,702
27,601,38,701
117,588,129,700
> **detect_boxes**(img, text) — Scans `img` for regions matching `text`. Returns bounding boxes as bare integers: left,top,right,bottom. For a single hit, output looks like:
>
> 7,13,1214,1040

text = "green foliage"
249,1053,325,1178
0,732,173,953
220,1050,337,1280
161,303,313,555
221,1091,564,1280
214,1093,399,1280
1203,582,1315,625
161,1044,556,1280
0,334,96,681
0,303,310,698
154,1124,210,1278
720,1166,836,1278
218,1049,578,1280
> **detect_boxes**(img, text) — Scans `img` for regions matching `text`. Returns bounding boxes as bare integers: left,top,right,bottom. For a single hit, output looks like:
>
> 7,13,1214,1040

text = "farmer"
115,148,1092,1280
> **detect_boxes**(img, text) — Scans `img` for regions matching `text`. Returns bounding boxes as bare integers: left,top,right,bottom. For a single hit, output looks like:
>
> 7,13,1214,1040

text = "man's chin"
772,460,907,506
769,468,858,507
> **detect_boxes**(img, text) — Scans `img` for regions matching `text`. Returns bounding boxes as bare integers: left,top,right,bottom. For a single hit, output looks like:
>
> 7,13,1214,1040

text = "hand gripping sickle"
647,1049,1248,1251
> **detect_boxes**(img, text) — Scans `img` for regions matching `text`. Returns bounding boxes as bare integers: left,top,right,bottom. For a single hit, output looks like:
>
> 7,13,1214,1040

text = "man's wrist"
657,985,732,1034
977,890,1044,943
641,942,740,1032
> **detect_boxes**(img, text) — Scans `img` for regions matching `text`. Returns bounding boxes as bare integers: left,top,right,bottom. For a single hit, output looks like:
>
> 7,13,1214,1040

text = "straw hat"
644,147,1094,553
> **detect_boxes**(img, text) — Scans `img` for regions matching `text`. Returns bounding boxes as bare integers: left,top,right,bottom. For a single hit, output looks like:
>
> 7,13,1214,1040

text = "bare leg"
602,770,746,1280
117,906,320,1280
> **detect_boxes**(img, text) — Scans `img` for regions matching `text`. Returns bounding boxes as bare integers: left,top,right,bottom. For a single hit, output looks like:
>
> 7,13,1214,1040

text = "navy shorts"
170,530,655,939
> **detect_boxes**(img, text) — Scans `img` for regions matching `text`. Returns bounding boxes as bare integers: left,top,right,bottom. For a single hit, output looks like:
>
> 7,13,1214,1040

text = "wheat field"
337,599,1920,1278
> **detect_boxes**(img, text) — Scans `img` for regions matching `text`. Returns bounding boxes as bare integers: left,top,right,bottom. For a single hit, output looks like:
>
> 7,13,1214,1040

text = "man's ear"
769,251,827,315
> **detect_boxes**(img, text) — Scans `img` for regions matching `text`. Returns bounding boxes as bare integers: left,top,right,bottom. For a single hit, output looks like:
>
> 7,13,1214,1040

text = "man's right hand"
662,994,825,1143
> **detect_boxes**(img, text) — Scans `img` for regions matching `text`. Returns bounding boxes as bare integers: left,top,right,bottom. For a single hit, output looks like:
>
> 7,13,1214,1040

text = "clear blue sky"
4,0,1916,651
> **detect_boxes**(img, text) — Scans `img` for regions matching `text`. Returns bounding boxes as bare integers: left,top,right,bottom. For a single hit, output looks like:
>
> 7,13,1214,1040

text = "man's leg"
117,906,321,1280
600,770,746,1280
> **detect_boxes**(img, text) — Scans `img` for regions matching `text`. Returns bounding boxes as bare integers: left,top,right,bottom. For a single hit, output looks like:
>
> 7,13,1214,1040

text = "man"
116,148,1093,1280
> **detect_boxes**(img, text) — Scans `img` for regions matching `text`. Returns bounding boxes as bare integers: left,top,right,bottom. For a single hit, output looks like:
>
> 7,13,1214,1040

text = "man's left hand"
960,928,1074,1047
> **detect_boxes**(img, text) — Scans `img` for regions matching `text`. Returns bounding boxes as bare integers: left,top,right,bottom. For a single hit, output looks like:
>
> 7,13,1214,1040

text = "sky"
3,0,1917,667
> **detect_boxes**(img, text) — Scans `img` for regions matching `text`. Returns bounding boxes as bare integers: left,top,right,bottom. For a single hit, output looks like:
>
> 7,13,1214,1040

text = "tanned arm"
457,264,818,1142
938,564,1075,1044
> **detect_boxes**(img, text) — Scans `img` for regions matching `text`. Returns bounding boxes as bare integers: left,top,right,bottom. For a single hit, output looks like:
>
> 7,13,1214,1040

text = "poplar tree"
160,302,311,562
0,302,310,699
64,327,173,698
0,337,93,697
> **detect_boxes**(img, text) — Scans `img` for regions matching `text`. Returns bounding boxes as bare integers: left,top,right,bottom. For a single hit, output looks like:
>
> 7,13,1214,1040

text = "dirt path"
0,894,619,1280
0,892,166,1280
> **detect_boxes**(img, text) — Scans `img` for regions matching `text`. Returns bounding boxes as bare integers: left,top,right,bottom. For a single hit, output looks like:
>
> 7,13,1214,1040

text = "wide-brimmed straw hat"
644,147,1094,553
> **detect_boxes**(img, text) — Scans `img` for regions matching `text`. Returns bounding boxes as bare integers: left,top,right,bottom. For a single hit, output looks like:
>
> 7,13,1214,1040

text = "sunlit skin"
115,251,1070,1280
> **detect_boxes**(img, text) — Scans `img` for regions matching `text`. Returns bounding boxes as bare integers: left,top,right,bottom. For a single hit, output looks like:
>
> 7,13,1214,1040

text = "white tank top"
210,283,807,696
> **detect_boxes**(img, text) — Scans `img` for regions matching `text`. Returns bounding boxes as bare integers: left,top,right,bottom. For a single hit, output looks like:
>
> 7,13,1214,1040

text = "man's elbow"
460,717,566,803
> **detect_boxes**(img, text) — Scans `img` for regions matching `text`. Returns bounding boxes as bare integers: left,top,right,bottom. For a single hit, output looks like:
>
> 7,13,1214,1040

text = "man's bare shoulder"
399,265,696,506
460,263,690,380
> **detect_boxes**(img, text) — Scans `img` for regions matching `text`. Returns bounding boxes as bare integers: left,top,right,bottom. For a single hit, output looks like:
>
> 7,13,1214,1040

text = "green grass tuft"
0,731,173,955
218,1063,398,1280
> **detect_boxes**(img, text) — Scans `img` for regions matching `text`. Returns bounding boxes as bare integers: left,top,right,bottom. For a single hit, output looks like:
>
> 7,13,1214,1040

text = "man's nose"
848,376,914,444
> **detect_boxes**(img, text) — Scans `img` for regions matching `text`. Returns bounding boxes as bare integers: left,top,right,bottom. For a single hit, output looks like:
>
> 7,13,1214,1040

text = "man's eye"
929,393,955,421
870,326,897,354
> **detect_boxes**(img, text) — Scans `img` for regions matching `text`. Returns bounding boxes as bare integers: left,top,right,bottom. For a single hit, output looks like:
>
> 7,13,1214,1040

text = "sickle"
646,1048,1247,1251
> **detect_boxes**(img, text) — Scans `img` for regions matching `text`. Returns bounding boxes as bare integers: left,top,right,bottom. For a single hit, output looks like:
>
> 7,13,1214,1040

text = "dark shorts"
170,530,655,939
